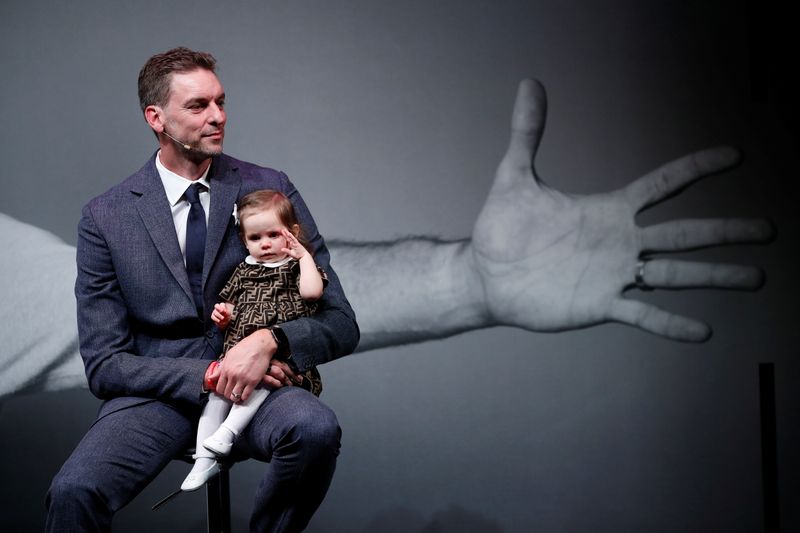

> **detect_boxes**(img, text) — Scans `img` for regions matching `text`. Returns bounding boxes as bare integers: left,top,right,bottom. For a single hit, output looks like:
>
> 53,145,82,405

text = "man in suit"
45,47,359,532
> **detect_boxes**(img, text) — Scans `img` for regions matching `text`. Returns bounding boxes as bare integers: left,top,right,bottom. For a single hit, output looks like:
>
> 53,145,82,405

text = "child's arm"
211,302,235,330
282,229,324,301
297,254,324,301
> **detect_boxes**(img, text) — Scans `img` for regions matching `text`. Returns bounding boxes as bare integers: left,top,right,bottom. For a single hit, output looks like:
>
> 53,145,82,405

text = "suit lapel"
204,156,241,285
131,157,195,305
130,154,242,309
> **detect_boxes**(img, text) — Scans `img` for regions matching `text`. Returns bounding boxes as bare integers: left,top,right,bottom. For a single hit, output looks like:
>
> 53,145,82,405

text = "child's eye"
268,232,280,239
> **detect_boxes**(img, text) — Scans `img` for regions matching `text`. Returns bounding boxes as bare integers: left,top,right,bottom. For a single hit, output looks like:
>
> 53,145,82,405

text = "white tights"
187,387,270,473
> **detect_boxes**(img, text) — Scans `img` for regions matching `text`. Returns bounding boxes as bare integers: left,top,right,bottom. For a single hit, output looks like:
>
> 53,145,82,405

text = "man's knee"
295,401,341,454
262,389,342,459
46,466,107,515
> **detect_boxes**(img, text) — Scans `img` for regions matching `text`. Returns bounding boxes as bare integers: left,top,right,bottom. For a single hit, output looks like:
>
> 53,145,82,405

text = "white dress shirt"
155,151,212,263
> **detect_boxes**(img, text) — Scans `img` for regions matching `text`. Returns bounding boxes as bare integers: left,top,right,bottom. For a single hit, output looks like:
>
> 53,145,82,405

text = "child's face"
240,208,291,263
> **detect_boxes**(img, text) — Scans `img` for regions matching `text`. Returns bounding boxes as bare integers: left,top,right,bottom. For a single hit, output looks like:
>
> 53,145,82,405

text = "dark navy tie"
184,183,207,314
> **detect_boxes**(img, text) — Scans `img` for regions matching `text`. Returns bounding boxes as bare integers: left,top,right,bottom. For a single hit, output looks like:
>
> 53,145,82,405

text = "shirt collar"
245,255,293,268
155,151,212,207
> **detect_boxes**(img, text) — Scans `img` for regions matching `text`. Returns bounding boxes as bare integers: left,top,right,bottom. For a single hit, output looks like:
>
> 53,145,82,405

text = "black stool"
152,449,233,533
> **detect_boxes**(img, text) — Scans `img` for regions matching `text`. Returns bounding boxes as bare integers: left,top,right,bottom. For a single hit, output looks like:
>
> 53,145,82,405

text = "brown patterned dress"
218,258,326,396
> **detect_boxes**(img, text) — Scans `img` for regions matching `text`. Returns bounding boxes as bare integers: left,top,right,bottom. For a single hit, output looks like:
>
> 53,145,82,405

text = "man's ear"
144,105,165,133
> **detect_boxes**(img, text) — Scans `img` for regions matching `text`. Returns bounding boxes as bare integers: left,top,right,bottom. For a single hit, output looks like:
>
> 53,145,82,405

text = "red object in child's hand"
204,360,220,391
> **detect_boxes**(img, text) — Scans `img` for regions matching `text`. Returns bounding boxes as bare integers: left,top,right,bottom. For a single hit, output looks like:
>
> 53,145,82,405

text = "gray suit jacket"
75,153,359,417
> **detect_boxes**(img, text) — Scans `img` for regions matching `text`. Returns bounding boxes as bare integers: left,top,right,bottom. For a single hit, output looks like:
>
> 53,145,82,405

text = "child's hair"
237,189,311,251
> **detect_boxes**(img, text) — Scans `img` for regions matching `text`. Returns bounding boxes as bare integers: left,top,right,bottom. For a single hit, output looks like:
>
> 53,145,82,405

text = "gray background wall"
1,1,797,531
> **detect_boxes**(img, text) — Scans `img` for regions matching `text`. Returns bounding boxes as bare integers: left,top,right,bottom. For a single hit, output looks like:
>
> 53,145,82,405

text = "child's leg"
223,387,271,435
203,387,270,456
196,393,232,453
181,394,231,491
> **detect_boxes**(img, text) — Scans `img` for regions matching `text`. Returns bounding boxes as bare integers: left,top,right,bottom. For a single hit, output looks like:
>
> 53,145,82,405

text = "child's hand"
281,228,310,260
204,360,222,391
211,302,233,330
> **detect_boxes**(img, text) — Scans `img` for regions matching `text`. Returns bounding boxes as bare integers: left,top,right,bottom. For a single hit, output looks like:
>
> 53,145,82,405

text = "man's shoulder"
219,153,288,185
83,154,156,211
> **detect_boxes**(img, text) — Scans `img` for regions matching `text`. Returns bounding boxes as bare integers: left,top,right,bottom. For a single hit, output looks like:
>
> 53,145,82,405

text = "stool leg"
205,467,231,533
206,474,220,533
219,468,231,532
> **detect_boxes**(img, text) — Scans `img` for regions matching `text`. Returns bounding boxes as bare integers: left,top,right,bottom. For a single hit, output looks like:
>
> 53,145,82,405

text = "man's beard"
185,138,223,160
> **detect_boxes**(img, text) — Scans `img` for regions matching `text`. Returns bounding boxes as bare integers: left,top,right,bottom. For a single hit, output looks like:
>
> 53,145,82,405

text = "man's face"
160,68,226,157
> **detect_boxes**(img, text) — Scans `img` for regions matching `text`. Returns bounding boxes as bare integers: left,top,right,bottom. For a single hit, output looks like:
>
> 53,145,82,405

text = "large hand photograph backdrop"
1,1,796,531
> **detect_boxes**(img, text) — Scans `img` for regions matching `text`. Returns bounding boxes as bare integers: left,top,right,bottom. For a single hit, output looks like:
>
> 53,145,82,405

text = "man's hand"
469,79,774,342
215,330,303,402
265,360,302,389
216,329,277,402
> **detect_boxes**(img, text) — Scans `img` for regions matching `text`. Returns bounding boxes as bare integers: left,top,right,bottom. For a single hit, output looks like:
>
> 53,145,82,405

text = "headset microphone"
162,130,192,151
